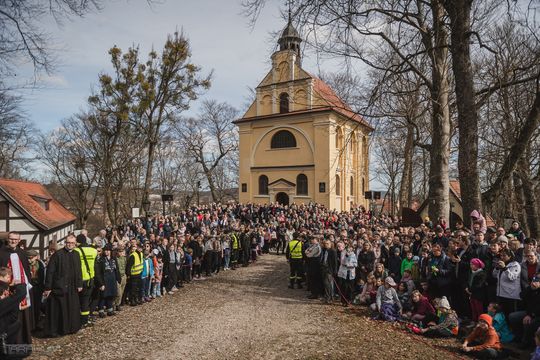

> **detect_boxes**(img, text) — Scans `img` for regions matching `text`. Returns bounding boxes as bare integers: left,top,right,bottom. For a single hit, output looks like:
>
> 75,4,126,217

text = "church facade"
235,19,372,211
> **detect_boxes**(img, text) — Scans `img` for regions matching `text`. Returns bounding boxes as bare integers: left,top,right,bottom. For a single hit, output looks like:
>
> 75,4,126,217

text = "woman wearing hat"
466,258,487,322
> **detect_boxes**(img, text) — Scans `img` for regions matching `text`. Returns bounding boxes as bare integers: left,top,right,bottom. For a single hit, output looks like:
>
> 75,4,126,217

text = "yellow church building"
235,18,372,211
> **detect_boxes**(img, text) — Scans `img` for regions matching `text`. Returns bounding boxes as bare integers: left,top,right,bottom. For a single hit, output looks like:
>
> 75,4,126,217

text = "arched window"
279,92,289,113
259,175,268,195
271,130,297,148
362,178,365,194
296,174,308,195
336,174,341,196
350,176,354,196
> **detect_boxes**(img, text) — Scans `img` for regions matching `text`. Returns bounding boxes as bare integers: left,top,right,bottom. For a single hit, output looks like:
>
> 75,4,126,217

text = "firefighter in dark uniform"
74,240,98,327
286,232,304,289
125,243,143,306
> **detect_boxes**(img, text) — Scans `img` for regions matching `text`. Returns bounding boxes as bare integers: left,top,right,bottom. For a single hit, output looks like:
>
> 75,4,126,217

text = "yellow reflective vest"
288,240,303,259
75,246,97,281
231,234,239,250
130,251,143,275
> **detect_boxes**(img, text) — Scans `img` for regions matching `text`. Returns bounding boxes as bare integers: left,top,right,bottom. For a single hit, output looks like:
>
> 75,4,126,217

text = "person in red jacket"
462,313,503,359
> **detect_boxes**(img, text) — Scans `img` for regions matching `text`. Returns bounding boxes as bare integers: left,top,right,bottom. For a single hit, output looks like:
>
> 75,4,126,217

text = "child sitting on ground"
374,277,402,322
419,296,459,338
397,282,411,312
461,314,503,359
404,290,436,327
355,273,376,305
487,302,513,343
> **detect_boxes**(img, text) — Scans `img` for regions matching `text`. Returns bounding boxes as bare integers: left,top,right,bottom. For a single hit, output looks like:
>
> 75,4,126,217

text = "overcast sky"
19,0,304,131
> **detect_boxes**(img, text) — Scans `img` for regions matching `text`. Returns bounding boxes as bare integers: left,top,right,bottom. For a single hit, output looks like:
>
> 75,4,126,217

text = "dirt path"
32,255,467,360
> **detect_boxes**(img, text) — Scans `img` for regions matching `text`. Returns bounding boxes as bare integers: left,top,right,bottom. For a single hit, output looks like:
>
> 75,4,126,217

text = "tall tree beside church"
92,32,211,212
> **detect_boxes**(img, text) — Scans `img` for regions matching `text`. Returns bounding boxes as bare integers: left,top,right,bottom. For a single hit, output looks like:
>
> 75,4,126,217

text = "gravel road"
31,254,470,360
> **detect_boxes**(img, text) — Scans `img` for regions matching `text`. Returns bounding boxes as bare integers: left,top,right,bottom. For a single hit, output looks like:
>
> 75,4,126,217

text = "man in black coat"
0,231,34,347
509,272,540,348
320,239,338,304
43,235,83,337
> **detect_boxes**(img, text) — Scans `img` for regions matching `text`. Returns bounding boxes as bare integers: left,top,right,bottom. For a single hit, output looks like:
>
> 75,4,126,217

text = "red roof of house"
449,180,461,199
0,178,76,230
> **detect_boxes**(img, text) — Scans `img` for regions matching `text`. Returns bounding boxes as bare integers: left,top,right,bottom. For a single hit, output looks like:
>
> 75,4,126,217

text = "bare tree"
38,118,101,228
0,90,34,177
177,99,238,203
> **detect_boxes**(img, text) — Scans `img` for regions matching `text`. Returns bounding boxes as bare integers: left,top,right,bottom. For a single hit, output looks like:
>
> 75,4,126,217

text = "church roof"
311,76,373,130
0,178,76,230
280,20,300,39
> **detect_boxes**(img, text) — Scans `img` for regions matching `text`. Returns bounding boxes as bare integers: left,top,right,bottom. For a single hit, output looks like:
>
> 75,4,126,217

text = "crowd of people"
1,202,540,359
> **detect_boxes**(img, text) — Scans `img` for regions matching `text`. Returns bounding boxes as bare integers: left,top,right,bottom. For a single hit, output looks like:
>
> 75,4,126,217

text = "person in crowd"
521,250,540,291
319,239,338,304
74,237,98,327
427,243,451,299
420,296,459,338
27,249,46,329
508,271,540,349
461,314,503,359
373,262,388,280
125,243,143,306
0,281,28,353
114,246,127,311
337,243,357,306
507,221,526,243
357,241,375,282
356,273,377,306
43,235,82,337
0,232,34,348
152,253,163,298
286,233,305,289
493,248,521,317
466,258,487,322
405,290,436,327
486,302,513,343
140,244,155,302
374,277,402,322
95,244,121,317
305,236,322,299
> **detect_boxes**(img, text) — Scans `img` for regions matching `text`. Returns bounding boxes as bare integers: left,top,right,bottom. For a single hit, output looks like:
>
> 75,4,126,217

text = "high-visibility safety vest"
288,240,303,259
231,234,239,250
75,246,98,281
130,251,143,275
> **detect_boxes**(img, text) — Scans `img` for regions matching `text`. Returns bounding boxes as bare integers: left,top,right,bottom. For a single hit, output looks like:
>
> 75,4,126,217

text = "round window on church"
271,130,297,149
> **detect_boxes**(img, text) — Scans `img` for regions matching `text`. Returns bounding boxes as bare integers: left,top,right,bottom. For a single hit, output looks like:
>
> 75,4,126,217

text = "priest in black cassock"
0,232,34,351
43,234,83,337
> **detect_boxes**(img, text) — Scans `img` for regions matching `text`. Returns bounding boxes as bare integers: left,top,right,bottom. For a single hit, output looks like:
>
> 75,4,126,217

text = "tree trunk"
482,88,540,207
513,172,530,235
444,0,483,226
518,156,540,238
399,122,414,210
426,0,451,224
142,140,157,213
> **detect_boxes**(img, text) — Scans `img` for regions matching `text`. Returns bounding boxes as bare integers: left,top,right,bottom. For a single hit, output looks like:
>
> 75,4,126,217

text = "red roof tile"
449,180,461,199
311,77,373,130
0,178,76,230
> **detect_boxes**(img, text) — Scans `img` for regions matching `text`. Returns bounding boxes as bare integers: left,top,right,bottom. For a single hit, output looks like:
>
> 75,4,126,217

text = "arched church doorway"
275,192,289,206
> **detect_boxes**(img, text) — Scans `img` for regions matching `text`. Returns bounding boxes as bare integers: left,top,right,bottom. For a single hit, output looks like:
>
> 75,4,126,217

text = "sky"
17,0,306,131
